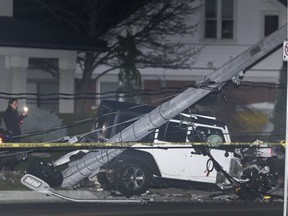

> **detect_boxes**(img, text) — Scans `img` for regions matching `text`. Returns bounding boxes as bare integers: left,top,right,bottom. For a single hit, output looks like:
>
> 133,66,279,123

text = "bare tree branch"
15,0,202,111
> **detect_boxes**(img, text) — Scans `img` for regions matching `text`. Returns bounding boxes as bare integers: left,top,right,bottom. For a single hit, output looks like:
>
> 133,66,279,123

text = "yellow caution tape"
0,141,285,149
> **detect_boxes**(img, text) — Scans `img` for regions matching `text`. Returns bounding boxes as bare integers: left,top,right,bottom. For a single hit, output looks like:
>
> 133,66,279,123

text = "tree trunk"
74,79,96,113
74,52,96,113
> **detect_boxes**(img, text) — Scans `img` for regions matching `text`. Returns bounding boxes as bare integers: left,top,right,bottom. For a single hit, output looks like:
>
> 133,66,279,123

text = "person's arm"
18,114,27,125
19,109,28,125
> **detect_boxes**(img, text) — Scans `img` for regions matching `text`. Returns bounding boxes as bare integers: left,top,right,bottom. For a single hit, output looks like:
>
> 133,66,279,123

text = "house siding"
95,0,286,84
93,0,287,109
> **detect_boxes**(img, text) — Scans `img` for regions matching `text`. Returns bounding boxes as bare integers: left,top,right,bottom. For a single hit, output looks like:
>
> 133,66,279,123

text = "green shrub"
21,107,67,142
233,108,268,133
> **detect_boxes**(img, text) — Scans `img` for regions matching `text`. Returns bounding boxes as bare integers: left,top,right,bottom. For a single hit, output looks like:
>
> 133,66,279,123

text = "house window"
264,15,279,36
100,81,119,101
27,82,59,113
204,0,234,39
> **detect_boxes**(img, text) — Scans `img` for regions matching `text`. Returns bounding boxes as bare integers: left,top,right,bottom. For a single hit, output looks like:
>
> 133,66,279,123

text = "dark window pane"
158,122,187,142
205,0,217,18
100,82,119,101
265,15,279,36
205,20,217,38
222,0,233,18
37,83,59,113
222,20,233,38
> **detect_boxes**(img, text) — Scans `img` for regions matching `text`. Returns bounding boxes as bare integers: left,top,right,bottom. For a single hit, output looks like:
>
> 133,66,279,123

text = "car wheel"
113,160,152,197
27,159,63,187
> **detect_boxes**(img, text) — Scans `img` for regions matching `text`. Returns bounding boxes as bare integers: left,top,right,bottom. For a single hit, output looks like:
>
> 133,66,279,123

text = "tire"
113,160,152,197
27,159,63,187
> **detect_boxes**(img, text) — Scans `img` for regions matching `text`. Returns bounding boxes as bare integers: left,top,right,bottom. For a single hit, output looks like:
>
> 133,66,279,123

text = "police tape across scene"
0,141,285,149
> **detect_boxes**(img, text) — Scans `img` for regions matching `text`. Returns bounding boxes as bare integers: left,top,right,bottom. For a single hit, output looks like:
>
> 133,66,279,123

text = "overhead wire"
0,80,285,100
0,79,285,143
9,96,175,142
45,93,181,143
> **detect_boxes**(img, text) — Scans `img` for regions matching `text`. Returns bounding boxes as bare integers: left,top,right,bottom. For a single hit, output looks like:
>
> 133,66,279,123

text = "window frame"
203,0,235,41
261,11,279,38
97,80,119,105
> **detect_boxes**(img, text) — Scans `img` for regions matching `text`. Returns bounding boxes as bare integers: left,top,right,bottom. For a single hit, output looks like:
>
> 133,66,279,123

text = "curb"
0,190,99,203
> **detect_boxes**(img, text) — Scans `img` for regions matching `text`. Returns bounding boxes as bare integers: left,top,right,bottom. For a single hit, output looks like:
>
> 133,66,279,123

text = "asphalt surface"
0,187,285,216
0,201,284,216
0,171,285,215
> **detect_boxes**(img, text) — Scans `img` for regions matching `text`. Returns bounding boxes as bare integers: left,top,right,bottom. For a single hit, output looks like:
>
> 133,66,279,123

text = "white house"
0,0,106,113
0,0,286,114
94,0,287,108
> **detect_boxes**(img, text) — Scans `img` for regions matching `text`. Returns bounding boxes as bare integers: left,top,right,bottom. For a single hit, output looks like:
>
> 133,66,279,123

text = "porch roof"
0,16,107,52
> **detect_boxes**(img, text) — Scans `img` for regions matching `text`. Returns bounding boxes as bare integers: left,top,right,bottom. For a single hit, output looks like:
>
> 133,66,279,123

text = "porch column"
59,58,76,113
0,56,9,111
0,0,13,17
0,56,28,111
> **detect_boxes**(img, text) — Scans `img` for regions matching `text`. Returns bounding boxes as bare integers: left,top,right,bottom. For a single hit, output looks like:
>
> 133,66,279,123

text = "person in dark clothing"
2,98,28,141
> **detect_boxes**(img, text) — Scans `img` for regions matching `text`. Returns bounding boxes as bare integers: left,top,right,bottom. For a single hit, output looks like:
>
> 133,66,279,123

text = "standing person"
2,98,28,141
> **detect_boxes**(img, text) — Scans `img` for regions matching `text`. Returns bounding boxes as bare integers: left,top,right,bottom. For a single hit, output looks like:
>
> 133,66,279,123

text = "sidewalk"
0,190,100,203
0,187,284,203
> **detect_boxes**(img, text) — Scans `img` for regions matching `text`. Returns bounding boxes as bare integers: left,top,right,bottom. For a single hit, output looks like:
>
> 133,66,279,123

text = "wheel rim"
122,166,145,190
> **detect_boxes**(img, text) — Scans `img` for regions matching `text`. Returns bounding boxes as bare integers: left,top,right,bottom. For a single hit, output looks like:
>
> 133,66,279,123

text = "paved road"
0,202,284,216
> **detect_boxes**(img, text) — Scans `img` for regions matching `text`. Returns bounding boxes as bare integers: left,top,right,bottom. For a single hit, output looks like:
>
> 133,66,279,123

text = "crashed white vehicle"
23,24,287,200
26,101,281,200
